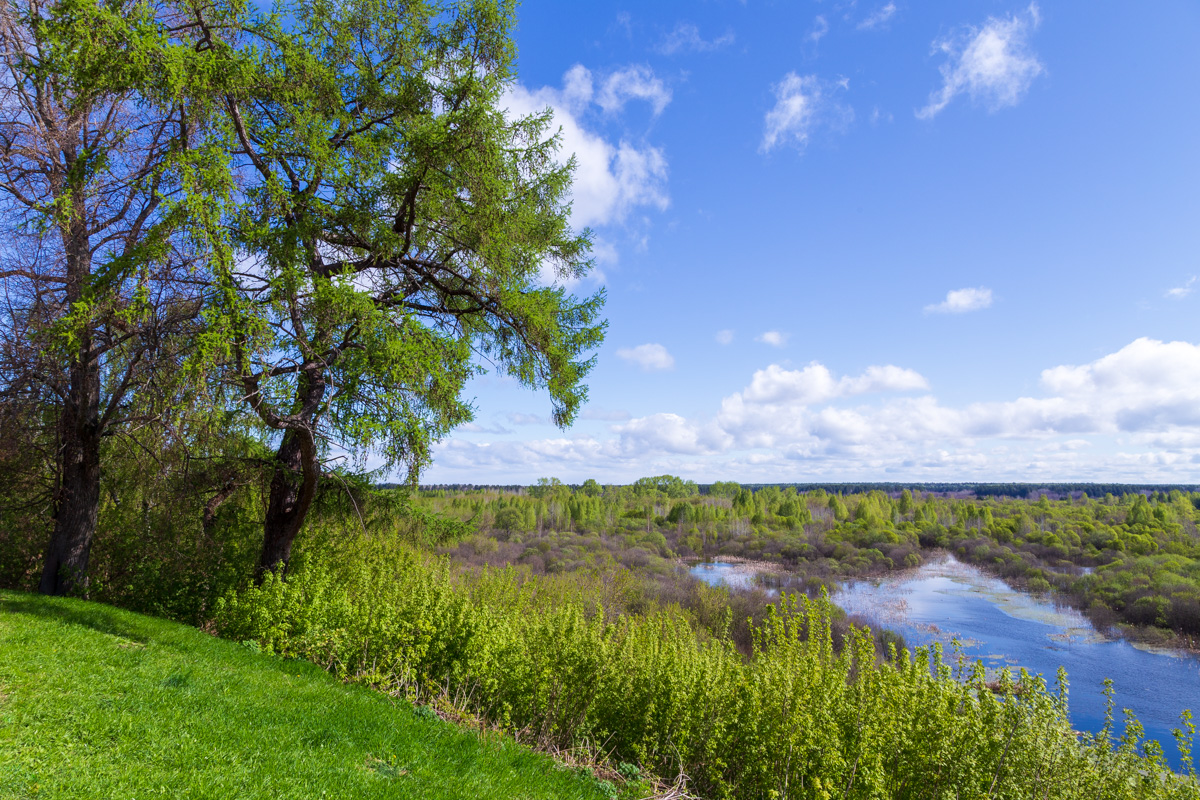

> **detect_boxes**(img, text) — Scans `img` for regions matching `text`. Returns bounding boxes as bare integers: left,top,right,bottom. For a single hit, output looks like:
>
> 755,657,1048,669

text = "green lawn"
0,591,615,800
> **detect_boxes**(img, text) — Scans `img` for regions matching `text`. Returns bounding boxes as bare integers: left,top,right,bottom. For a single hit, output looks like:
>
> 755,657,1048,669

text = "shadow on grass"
0,591,152,644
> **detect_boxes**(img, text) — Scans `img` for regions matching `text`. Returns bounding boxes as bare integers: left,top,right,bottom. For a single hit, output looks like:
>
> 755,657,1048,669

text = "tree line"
420,479,1200,644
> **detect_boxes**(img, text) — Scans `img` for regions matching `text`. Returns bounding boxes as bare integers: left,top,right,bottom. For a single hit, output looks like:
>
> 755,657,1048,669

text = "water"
688,560,762,591
689,557,1200,771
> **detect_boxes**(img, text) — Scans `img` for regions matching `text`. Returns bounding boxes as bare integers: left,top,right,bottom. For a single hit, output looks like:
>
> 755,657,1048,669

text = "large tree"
0,0,229,594
204,0,605,577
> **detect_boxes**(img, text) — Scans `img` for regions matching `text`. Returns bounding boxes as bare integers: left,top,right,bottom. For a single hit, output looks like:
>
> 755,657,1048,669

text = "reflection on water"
833,556,1200,772
688,560,762,591
689,556,1200,771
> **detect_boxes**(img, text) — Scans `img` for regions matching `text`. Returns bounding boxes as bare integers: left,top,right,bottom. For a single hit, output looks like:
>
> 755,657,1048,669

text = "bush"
213,533,1197,800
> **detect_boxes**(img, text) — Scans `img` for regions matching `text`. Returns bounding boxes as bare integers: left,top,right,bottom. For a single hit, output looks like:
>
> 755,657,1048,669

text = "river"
689,555,1200,771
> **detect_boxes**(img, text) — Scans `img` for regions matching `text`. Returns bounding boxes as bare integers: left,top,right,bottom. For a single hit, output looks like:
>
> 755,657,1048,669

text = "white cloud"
715,329,734,345
1037,337,1200,432
924,287,993,314
616,343,675,371
580,408,632,422
709,339,1200,462
430,338,1200,484
869,106,894,125
858,3,897,31
503,67,669,231
736,362,929,406
761,73,853,153
461,421,511,435
756,331,789,347
808,15,829,45
597,66,672,116
507,412,547,426
615,11,633,38
590,238,619,267
1166,276,1196,298
614,413,725,455
918,4,1043,120
657,23,735,55
560,64,594,108
841,364,932,395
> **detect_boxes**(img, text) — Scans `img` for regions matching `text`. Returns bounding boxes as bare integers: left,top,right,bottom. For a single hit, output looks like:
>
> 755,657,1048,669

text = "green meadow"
0,591,625,800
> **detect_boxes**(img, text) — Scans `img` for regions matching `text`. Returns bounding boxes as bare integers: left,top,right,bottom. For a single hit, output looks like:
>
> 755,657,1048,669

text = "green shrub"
213,534,1198,800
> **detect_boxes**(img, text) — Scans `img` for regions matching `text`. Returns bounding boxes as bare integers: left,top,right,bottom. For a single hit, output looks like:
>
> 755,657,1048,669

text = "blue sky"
423,0,1200,485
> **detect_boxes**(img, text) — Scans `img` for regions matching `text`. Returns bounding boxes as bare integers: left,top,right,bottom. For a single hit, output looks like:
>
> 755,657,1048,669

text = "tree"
828,494,849,522
204,0,604,577
667,500,692,525
0,0,227,594
633,475,698,499
708,481,740,499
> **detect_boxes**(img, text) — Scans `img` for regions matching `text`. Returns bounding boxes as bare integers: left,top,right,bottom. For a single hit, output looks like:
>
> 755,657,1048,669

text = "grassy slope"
0,591,609,800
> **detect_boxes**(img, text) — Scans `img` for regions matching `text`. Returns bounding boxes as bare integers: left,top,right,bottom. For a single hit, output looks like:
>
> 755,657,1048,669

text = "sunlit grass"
0,591,611,800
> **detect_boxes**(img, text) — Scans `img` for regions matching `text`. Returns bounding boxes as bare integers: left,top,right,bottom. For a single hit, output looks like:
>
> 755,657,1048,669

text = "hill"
0,591,615,800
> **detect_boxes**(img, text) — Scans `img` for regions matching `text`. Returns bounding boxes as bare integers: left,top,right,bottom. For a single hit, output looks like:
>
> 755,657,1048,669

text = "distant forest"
414,482,1200,500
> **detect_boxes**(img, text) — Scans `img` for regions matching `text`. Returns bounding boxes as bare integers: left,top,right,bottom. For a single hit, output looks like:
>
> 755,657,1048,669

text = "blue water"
688,560,761,591
690,556,1200,771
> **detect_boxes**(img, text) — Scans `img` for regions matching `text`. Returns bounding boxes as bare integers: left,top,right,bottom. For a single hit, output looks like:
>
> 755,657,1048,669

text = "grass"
0,591,618,800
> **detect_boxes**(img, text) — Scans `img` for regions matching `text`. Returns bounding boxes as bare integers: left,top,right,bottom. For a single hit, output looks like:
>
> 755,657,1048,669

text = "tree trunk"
39,348,102,596
256,428,319,580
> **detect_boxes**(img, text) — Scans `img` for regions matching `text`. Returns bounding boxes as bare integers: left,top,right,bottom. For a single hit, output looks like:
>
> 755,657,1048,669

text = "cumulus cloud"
614,413,726,455
715,363,934,449
503,67,669,231
657,23,735,55
918,4,1043,119
1037,337,1200,432
616,343,675,371
841,365,932,395
858,3,897,30
761,73,852,153
1166,276,1197,299
715,329,734,345
756,331,789,347
430,338,1200,484
434,437,609,473
925,287,993,314
737,363,929,406
702,339,1200,468
597,66,672,116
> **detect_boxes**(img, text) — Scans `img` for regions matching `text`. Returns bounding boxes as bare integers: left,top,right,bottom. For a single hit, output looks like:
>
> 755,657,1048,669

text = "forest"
423,479,1200,648
5,465,1200,797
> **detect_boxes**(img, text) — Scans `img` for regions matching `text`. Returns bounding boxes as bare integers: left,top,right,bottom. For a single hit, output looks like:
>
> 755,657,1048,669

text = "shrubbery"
214,530,1198,799
421,484,1200,644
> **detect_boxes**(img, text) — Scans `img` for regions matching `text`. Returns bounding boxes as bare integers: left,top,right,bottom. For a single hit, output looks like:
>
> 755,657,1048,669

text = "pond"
689,556,1200,771
688,560,764,591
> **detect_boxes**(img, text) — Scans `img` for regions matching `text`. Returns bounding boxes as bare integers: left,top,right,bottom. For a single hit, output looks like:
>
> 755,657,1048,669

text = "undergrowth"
213,532,1200,800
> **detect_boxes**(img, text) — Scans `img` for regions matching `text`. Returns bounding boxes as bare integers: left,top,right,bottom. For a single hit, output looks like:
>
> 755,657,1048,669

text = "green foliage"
420,483,1200,644
202,0,606,484
211,534,1198,799
633,474,699,499
0,590,616,799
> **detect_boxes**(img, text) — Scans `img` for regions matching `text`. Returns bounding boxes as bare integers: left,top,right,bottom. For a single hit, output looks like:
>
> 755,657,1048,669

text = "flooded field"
691,556,1200,771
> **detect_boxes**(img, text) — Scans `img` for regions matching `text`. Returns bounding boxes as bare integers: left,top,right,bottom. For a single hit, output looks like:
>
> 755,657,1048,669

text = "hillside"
0,591,616,800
